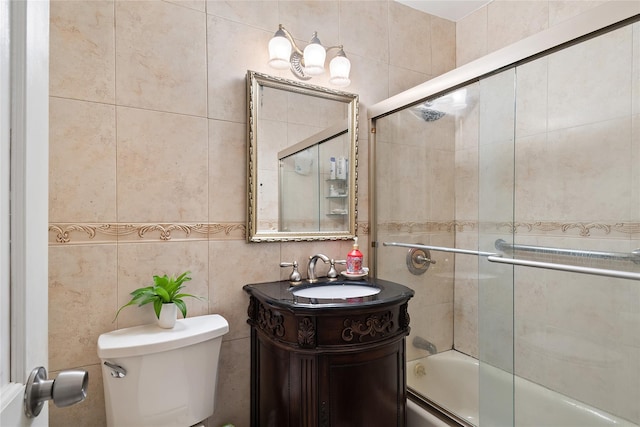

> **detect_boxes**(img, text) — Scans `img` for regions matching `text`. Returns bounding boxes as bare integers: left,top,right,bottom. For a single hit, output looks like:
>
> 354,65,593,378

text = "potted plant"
114,271,204,328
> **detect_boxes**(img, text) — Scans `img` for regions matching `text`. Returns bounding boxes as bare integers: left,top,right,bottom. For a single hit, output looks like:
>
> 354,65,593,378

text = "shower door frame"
368,3,640,426
368,1,639,275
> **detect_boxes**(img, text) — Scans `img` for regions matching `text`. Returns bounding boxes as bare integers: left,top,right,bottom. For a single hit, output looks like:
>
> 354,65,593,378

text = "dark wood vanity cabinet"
244,279,414,427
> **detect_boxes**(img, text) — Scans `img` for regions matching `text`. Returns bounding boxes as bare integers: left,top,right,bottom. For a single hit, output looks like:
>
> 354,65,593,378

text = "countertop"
243,277,414,312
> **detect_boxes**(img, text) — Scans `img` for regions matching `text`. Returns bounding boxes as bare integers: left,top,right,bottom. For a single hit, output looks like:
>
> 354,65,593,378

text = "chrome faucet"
412,336,437,355
307,253,330,282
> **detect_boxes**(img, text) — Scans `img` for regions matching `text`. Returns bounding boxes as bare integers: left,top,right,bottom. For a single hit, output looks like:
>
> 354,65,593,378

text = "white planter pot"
158,302,177,328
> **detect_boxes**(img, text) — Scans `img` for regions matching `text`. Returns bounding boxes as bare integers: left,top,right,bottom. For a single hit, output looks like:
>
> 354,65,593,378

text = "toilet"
97,314,229,427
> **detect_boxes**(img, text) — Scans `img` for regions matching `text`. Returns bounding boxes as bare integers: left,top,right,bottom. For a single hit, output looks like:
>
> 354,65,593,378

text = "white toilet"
97,314,229,427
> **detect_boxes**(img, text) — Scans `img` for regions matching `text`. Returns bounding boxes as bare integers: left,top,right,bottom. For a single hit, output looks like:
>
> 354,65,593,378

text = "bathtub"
406,350,637,427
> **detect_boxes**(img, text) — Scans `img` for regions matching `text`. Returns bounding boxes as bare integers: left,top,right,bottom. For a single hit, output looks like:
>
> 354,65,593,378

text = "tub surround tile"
166,0,205,13
49,98,117,223
430,15,456,76
547,25,632,131
479,70,516,145
115,241,210,330
49,245,118,371
549,0,609,26
515,58,549,139
487,1,549,53
115,1,207,116
455,147,479,221
389,2,432,75
49,0,115,104
388,66,432,97
542,117,632,221
456,6,488,67
116,107,209,223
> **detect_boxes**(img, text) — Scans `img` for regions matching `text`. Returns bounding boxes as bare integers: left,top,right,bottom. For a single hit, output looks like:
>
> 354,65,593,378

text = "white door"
0,0,50,425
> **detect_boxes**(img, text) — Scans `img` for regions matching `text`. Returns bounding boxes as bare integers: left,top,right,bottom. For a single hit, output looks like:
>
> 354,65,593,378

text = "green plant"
113,271,203,321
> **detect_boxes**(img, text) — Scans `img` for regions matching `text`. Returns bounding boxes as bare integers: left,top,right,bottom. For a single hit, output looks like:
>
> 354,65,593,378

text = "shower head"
410,102,445,122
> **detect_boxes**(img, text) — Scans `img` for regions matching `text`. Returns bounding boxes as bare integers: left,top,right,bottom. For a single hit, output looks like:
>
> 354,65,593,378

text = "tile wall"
453,2,640,423
47,1,454,426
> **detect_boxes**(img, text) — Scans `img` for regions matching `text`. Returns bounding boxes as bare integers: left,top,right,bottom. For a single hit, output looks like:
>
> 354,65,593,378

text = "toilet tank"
98,314,229,427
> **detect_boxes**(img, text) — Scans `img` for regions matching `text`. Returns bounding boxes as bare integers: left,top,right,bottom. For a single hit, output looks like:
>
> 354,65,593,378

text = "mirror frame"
246,70,359,242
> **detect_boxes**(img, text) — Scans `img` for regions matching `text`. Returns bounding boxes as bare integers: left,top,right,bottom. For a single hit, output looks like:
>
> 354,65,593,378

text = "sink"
292,283,381,299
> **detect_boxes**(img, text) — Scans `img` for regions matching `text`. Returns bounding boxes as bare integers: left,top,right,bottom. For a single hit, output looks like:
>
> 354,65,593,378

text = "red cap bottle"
346,237,363,273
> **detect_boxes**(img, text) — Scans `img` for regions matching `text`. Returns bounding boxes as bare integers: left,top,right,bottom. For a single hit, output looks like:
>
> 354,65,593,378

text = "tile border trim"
49,222,371,245
377,220,640,238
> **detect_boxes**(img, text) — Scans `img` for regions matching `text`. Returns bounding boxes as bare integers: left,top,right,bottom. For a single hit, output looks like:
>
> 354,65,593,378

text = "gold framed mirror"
246,71,359,242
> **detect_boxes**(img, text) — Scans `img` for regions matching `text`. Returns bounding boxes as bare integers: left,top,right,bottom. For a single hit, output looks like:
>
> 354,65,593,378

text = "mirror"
246,71,359,242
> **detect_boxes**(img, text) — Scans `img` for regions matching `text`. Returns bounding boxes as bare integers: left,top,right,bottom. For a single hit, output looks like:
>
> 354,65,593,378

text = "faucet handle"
334,259,346,265
327,259,339,278
280,261,302,283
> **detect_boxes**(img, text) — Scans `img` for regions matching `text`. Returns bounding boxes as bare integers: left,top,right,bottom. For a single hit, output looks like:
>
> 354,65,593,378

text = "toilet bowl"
97,314,229,427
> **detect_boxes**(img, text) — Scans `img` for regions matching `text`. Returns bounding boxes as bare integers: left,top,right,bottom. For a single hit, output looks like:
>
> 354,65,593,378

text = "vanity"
243,278,414,427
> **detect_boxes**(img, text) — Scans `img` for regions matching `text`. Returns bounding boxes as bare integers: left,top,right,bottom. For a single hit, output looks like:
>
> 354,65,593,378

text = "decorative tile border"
49,221,371,245
379,220,640,238
377,220,476,234
49,223,246,245
50,220,640,245
496,221,640,237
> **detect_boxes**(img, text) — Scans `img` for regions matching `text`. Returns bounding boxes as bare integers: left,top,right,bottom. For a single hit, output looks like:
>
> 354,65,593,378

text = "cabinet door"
255,336,291,427
318,340,406,427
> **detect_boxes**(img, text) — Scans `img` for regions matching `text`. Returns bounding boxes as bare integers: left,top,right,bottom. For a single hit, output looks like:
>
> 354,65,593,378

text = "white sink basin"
292,284,381,299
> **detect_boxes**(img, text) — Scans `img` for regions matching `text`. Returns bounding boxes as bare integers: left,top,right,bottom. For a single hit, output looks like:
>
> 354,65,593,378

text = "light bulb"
329,50,351,87
268,28,292,70
303,32,326,76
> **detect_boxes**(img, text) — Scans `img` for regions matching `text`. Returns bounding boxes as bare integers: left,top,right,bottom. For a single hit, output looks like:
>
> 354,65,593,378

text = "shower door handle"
487,255,640,281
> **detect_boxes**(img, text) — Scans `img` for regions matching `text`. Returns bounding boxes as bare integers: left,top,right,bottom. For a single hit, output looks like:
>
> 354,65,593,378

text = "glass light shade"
329,55,351,87
303,38,326,76
268,34,292,70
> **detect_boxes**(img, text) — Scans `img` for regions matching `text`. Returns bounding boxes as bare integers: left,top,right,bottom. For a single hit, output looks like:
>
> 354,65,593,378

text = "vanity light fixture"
268,24,351,87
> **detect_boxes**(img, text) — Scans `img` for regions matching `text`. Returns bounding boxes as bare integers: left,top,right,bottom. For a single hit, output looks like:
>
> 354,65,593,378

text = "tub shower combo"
369,4,640,427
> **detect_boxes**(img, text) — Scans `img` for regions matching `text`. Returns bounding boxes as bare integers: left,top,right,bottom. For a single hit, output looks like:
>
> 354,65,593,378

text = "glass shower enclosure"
370,8,639,427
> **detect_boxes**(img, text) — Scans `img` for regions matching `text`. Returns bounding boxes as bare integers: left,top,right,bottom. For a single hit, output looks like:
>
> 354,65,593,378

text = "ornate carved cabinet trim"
399,302,410,331
298,317,316,348
251,297,286,338
342,310,394,342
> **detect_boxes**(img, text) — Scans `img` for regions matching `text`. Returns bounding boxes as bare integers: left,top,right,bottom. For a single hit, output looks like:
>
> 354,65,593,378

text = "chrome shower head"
411,102,445,122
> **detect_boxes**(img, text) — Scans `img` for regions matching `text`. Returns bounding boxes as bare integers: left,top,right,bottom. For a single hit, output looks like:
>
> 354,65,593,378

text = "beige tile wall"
456,0,615,67
452,3,640,423
47,1,455,426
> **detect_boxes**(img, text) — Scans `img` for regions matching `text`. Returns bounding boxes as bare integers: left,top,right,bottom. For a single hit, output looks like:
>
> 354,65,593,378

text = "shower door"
491,21,640,426
371,16,640,427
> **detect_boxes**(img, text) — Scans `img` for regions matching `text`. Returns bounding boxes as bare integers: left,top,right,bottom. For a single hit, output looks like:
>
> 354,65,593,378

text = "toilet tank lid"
97,314,229,359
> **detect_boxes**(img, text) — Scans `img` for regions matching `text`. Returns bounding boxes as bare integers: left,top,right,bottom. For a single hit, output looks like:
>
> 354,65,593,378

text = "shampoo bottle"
346,237,363,274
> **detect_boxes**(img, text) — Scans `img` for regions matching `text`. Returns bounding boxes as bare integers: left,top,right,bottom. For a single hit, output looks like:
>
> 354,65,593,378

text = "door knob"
24,366,88,418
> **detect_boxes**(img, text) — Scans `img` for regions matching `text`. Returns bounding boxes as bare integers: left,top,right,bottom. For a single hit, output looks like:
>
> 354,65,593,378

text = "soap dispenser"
346,237,363,274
